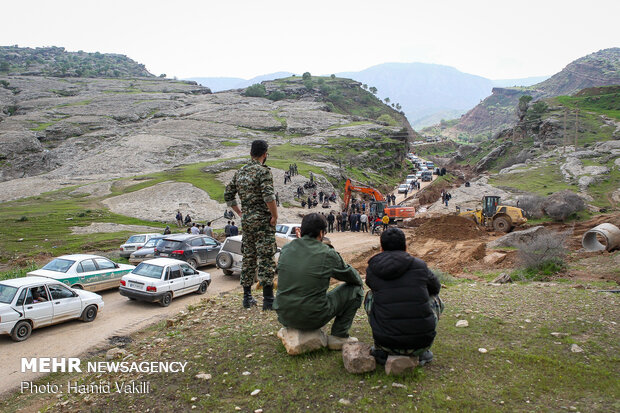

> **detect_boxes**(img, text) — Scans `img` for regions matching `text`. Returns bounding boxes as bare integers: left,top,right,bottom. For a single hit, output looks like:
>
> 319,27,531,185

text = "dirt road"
0,232,380,395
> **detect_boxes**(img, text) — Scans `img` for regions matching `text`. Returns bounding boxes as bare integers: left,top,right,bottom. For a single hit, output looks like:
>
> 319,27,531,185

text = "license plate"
160,253,169,257
129,282,142,289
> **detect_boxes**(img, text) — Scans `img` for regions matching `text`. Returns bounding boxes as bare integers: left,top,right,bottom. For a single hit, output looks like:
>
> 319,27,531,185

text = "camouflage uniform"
224,159,277,288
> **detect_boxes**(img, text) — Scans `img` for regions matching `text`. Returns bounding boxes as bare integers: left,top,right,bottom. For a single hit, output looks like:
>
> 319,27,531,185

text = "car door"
166,265,186,296
180,263,200,290
22,286,54,328
203,237,221,264
93,258,122,290
187,238,208,265
76,259,99,291
48,284,82,323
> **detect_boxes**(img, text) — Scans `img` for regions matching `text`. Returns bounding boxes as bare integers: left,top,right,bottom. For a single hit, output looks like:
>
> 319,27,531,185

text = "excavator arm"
343,179,386,210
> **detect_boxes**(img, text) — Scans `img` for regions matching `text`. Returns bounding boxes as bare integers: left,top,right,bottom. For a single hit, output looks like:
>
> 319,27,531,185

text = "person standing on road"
382,214,389,231
360,212,368,232
336,212,342,232
327,211,335,233
225,140,278,310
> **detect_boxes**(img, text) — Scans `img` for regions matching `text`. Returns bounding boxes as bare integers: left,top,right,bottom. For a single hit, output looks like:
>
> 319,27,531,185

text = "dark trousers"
361,222,368,232
328,221,334,232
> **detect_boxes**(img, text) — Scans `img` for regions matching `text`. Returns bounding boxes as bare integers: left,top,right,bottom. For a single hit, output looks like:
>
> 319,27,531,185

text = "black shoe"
243,286,257,309
262,285,274,311
370,347,388,365
418,350,433,366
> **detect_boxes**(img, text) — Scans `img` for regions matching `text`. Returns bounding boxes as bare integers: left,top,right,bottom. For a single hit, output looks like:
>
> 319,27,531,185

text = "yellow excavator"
457,195,527,233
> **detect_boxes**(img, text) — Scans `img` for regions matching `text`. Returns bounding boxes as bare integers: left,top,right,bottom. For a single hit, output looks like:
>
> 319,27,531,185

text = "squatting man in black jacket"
364,227,444,366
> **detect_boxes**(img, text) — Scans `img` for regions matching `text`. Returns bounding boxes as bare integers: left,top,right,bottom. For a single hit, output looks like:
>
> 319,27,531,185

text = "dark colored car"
153,234,221,269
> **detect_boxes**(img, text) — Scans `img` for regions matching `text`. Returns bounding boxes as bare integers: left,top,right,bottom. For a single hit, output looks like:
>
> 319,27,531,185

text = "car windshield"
126,235,146,244
41,258,75,273
144,238,163,248
0,284,18,304
275,225,289,235
132,263,164,279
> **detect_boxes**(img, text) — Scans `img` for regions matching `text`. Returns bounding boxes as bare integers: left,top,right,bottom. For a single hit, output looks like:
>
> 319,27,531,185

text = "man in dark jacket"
364,227,443,366
274,213,363,350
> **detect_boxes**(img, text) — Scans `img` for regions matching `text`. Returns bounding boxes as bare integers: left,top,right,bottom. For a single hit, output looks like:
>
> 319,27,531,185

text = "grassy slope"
3,280,618,412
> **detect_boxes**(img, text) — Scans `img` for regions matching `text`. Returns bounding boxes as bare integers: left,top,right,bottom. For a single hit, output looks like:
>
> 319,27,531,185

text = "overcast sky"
3,0,619,80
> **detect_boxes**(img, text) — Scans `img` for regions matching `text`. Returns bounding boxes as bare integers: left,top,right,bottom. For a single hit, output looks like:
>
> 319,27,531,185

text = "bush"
377,114,398,126
17,216,28,222
303,79,314,90
244,83,266,97
302,72,311,80
267,90,286,101
516,230,568,280
431,268,455,284
516,194,545,218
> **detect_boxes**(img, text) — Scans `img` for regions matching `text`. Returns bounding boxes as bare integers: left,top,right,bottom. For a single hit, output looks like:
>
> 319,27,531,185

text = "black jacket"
365,250,441,350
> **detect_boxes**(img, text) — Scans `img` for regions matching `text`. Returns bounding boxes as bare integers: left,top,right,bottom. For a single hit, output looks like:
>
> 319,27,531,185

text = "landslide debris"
414,215,483,242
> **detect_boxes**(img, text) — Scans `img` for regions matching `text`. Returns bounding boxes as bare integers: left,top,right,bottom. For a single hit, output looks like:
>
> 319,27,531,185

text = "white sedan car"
397,184,410,194
119,258,211,307
0,276,104,342
119,233,162,258
28,254,134,292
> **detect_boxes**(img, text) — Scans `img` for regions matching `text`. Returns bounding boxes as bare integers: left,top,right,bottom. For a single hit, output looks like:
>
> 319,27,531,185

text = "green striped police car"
27,254,134,292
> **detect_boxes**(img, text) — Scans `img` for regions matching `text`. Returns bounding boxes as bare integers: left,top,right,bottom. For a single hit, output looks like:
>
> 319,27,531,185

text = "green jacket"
224,159,275,225
274,235,363,328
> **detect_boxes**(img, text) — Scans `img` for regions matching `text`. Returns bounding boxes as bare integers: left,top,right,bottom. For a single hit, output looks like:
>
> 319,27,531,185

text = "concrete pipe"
582,223,620,252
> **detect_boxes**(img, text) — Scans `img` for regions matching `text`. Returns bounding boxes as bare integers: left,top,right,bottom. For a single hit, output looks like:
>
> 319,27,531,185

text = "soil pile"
414,215,483,241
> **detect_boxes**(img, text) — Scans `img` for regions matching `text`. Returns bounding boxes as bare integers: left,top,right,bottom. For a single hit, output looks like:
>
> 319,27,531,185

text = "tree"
302,72,311,80
395,103,402,110
330,74,335,79
384,97,390,104
369,86,377,95
159,74,166,78
362,84,368,90
244,83,266,97
267,90,286,101
0,61,9,72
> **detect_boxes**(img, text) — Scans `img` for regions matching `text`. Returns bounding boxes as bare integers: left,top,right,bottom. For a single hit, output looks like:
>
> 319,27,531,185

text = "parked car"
119,258,210,306
216,235,282,276
119,233,162,258
275,223,301,248
27,254,134,292
129,236,165,264
397,184,410,194
154,234,221,268
421,171,433,182
0,276,104,342
426,161,435,169
216,235,243,276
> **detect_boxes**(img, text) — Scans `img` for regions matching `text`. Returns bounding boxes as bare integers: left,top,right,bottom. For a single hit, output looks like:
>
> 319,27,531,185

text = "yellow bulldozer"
457,195,527,233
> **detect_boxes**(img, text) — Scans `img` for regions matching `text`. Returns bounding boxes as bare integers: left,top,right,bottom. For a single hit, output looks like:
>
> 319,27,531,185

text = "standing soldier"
225,140,278,309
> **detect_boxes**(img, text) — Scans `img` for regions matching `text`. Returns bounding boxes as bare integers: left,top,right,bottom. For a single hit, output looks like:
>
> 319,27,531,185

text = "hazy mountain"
187,71,294,92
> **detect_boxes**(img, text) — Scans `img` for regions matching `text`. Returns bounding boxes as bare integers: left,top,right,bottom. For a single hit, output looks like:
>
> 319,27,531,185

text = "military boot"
242,286,257,309
262,285,274,311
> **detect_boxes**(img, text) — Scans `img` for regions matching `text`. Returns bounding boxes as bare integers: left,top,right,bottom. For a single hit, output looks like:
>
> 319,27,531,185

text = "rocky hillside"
0,71,413,226
444,48,620,140
431,86,620,214
0,46,154,78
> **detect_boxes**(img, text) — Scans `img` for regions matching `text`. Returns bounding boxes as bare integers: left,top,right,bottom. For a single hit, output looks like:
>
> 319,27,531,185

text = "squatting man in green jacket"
273,213,364,350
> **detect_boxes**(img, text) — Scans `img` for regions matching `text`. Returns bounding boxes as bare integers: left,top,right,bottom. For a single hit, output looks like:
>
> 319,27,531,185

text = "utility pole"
490,109,493,139
574,109,579,149
563,109,567,154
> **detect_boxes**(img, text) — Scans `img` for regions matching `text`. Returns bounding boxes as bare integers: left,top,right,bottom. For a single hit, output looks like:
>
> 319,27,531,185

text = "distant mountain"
0,45,154,78
453,48,620,138
187,72,294,92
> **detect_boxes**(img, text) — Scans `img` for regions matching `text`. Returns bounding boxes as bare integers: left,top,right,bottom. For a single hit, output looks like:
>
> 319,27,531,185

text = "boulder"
385,355,417,375
277,327,327,355
484,252,507,265
541,190,586,221
105,347,127,360
342,342,376,374
475,143,510,173
492,272,512,283
487,226,547,249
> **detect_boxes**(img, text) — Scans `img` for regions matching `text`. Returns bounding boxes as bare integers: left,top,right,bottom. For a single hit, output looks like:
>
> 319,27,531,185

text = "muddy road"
0,231,380,395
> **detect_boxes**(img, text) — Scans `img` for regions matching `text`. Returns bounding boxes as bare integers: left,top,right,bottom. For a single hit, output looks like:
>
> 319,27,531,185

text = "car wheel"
188,258,199,269
81,305,98,322
216,252,233,269
197,281,208,294
493,216,511,233
160,292,172,307
11,320,32,342
222,269,234,276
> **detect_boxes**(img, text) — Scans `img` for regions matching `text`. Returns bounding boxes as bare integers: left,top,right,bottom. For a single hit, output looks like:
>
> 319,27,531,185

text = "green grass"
220,141,240,147
489,163,579,197
54,99,93,108
3,282,618,412
29,121,55,131
556,87,620,120
327,121,373,129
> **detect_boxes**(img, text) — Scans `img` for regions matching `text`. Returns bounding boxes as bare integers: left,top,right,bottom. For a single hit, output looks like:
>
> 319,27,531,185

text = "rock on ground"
541,190,586,221
385,355,418,375
277,327,327,356
342,342,376,374
487,226,547,249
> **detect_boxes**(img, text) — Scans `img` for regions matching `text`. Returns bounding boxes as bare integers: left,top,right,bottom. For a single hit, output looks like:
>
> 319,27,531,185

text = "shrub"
303,79,314,90
244,83,266,97
330,74,335,79
516,230,568,280
302,72,311,80
431,268,455,284
17,216,28,222
516,194,545,218
267,90,286,101
377,114,398,126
